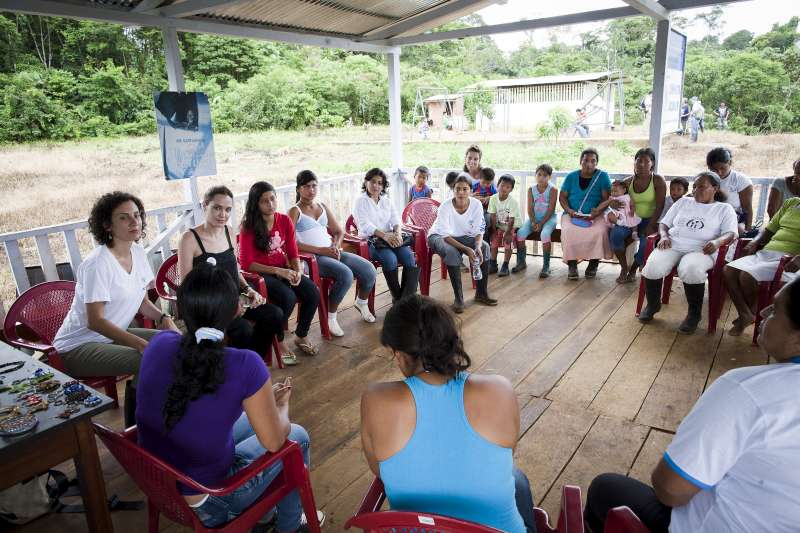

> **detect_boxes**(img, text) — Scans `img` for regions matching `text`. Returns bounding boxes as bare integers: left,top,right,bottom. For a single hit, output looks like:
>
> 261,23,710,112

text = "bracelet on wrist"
159,313,172,325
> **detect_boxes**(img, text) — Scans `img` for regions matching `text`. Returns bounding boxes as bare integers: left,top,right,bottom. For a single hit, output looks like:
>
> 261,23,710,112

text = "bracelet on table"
0,361,25,375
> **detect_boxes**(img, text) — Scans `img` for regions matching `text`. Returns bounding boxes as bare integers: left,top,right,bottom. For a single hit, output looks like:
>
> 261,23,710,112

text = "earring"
108,232,113,241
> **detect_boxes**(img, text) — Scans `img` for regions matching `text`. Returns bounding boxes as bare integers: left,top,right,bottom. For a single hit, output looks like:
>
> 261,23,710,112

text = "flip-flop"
280,351,298,366
294,339,319,357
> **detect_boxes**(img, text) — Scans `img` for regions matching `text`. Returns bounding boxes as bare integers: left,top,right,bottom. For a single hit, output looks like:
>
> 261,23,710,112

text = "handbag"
369,231,413,249
569,171,602,228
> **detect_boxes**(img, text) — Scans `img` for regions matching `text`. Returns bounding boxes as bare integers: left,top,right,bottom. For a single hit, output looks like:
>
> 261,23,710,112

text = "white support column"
162,26,202,224
648,19,670,174
386,47,406,212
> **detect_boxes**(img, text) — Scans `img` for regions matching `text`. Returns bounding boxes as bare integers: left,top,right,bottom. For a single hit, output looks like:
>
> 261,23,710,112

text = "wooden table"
0,341,115,532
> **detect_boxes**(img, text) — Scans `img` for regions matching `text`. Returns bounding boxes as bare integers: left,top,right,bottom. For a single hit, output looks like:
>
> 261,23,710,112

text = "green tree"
752,17,800,52
722,30,754,50
182,33,262,88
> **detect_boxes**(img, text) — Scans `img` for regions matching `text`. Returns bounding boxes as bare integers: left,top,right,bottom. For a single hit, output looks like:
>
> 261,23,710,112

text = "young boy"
474,167,497,243
488,174,523,277
409,165,433,201
660,177,690,222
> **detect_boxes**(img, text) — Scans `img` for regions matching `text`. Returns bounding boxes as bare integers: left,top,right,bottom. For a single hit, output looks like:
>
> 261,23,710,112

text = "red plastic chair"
93,423,321,533
3,281,122,406
154,253,180,302
344,477,584,533
752,254,793,345
402,198,441,295
603,506,650,533
635,234,731,334
240,271,285,369
344,215,424,299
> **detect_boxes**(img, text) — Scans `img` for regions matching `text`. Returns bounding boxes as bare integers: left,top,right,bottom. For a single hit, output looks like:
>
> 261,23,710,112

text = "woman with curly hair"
136,265,323,532
239,181,321,357
53,191,179,427
360,296,535,532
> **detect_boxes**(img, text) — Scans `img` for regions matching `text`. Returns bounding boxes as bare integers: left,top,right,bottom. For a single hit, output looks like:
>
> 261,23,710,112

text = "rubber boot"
638,278,663,322
400,266,420,299
447,266,464,313
539,252,551,278
488,259,498,275
568,260,579,280
678,283,705,334
498,262,510,277
585,259,600,278
474,260,498,306
383,268,402,302
124,380,137,429
511,245,527,273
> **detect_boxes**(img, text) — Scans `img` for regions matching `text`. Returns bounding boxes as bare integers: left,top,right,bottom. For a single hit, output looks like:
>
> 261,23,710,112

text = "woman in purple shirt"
135,266,322,532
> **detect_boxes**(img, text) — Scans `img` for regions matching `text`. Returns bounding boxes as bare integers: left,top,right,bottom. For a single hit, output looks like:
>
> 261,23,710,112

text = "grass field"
0,125,798,308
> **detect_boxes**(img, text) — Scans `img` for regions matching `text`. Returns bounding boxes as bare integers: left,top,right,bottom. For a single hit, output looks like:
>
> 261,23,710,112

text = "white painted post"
162,26,203,225
386,47,406,215
649,19,670,174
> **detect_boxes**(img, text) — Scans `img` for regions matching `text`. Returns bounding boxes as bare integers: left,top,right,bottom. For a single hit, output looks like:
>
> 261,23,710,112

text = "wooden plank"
547,292,642,408
706,301,768,386
627,428,673,484
63,229,84,274
519,396,551,438
539,415,649,519
513,401,597,506
320,468,374,531
310,434,368,509
4,238,31,293
517,283,634,397
34,233,60,281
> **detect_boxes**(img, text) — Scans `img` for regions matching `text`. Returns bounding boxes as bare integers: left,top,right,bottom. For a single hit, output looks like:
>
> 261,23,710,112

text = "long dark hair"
296,169,317,203
241,181,276,252
163,265,239,432
381,295,471,377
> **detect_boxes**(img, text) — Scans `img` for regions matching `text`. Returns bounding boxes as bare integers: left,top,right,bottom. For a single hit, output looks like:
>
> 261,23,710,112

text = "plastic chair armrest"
242,271,268,299
3,336,55,355
355,477,386,515
205,441,299,496
298,253,323,285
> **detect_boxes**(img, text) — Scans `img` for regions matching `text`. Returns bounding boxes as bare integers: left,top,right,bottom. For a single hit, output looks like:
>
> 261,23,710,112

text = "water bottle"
471,254,482,281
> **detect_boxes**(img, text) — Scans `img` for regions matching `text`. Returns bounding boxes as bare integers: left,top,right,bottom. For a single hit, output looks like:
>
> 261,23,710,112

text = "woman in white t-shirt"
706,147,753,234
427,175,497,313
53,192,179,427
639,172,737,333
586,277,800,533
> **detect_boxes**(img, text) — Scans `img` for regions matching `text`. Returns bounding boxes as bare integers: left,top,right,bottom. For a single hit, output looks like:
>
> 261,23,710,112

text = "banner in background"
662,29,687,134
153,92,216,180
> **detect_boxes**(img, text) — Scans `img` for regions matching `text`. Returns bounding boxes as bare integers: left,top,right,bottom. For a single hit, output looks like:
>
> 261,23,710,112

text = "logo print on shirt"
686,218,705,231
268,232,286,260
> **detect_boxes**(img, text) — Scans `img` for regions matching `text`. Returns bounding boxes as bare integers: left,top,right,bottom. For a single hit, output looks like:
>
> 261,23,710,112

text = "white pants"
641,248,714,284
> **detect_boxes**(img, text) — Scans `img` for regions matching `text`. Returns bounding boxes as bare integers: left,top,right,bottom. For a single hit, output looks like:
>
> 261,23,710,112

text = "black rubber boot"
400,266,420,299
447,266,464,313
638,277,663,322
488,259,498,274
383,268,402,301
475,260,498,306
511,246,527,273
568,260,579,280
678,283,705,334
124,380,136,429
585,259,600,278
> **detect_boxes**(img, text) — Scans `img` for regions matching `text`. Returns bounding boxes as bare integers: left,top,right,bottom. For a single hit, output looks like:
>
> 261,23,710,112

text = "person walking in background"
714,102,730,130
689,97,704,143
679,98,690,135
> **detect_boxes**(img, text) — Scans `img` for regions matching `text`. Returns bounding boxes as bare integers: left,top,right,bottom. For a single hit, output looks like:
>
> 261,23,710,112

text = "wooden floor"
12,256,766,533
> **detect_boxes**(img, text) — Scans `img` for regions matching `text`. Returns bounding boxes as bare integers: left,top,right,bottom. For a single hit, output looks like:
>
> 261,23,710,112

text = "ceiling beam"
371,6,642,46
152,0,251,18
0,0,393,53
131,0,167,13
660,0,750,9
620,0,669,21
363,0,495,41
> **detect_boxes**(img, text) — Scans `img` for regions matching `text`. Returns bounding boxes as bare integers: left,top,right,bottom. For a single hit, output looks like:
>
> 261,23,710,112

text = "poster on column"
661,29,687,134
153,91,217,180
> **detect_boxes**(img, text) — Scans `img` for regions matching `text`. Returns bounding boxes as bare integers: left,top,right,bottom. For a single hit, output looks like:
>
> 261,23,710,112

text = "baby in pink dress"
605,180,642,238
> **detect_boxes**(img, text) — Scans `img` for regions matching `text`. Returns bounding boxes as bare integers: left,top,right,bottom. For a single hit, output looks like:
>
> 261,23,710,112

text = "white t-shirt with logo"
719,169,752,213
429,197,485,238
661,197,738,254
53,244,154,353
665,361,800,532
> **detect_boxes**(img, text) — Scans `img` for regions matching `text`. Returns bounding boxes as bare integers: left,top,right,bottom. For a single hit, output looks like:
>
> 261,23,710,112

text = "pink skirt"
560,214,613,262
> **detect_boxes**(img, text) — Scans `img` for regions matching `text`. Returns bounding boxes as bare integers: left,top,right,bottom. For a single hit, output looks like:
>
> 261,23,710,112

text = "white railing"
0,168,777,316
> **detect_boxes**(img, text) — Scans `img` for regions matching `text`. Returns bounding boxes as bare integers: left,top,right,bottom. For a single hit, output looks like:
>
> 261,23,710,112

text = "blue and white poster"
662,29,687,134
153,91,217,180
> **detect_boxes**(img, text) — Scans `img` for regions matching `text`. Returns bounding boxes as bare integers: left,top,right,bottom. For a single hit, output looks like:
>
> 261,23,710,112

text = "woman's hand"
607,212,618,224
159,316,179,332
566,208,576,218
279,268,302,286
319,245,340,259
743,240,759,256
657,237,672,250
532,222,541,232
273,377,292,407
702,240,719,255
644,222,658,237
134,336,149,354
465,247,477,264
590,207,602,219
387,232,402,248
247,287,265,307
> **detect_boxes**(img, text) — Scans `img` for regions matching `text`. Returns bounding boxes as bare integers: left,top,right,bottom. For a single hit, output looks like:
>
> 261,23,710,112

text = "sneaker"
327,316,344,337
511,262,527,273
354,300,375,323
297,510,326,531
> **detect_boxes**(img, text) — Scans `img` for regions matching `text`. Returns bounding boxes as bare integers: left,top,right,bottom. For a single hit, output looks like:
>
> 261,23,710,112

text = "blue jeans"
517,216,558,243
513,466,537,533
609,217,650,266
192,415,310,533
316,252,377,306
368,243,416,270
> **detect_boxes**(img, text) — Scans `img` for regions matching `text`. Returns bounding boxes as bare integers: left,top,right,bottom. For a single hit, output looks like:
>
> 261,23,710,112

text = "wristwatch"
159,313,172,326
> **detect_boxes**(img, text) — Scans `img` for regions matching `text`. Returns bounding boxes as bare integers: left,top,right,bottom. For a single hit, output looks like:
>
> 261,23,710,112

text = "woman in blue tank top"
360,295,536,532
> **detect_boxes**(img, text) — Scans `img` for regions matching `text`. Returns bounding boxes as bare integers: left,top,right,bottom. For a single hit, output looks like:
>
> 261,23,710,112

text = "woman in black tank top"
177,186,292,365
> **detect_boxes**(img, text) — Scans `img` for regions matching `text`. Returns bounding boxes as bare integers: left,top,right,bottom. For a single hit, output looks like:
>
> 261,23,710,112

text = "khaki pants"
60,328,158,387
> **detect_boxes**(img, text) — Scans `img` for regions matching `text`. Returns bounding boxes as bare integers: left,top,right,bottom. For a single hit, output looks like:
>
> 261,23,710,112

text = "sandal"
280,351,298,366
294,338,319,357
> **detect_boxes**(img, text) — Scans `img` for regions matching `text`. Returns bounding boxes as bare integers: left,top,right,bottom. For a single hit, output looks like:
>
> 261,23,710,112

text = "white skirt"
727,250,796,282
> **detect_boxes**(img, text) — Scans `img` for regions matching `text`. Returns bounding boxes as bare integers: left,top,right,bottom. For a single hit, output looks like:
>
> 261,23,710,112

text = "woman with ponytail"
360,295,535,533
135,266,323,532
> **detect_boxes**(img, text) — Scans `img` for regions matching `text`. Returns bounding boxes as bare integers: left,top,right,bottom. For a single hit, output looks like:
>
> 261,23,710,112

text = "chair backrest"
345,511,504,532
93,423,199,528
345,215,359,236
402,198,440,231
3,280,75,346
155,254,180,301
